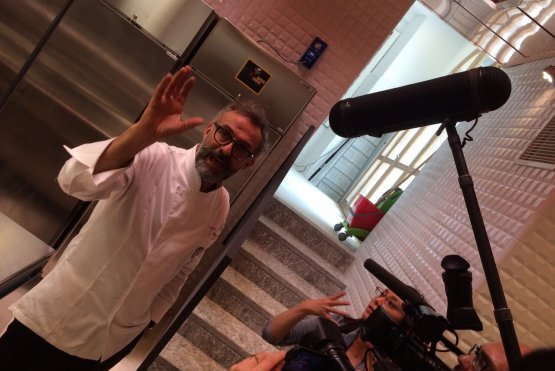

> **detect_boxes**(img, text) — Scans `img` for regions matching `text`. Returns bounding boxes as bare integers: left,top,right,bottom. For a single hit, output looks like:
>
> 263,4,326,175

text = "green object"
376,188,403,213
335,220,370,241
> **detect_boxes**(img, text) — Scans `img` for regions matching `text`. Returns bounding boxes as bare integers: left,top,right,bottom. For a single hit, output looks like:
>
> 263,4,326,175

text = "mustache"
209,148,232,166
197,144,232,166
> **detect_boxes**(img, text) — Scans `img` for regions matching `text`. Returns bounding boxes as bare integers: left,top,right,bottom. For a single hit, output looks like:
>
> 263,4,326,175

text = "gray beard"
195,143,235,185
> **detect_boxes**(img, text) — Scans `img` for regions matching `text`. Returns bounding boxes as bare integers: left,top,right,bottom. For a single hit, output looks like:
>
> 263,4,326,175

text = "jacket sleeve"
262,316,322,346
57,139,133,201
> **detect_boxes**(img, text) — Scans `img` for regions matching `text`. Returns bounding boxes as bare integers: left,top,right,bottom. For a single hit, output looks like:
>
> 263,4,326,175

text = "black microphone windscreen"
363,258,424,305
329,66,511,138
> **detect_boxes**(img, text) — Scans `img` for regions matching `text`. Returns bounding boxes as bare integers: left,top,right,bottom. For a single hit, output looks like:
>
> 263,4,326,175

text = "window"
346,124,447,204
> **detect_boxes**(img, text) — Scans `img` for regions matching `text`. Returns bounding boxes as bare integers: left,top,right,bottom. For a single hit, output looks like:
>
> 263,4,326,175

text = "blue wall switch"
300,37,327,69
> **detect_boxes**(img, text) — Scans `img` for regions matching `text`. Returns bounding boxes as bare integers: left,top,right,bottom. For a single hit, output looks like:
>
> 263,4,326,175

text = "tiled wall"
349,58,555,354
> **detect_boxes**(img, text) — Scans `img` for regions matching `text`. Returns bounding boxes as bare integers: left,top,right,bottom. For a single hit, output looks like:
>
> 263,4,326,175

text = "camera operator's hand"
265,291,350,341
229,351,285,371
299,291,351,321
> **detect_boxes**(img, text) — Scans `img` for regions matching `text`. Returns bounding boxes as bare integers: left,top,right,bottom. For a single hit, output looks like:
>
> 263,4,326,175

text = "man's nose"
220,142,234,156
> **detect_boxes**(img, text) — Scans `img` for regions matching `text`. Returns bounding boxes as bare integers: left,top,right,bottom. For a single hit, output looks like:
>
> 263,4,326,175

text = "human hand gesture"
229,351,286,371
299,291,350,321
136,65,204,141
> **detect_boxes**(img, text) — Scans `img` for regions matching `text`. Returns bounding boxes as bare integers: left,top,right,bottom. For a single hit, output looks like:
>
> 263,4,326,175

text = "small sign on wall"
236,59,271,94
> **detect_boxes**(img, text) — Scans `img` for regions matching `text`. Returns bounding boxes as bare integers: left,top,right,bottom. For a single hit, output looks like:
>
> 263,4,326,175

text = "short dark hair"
399,285,430,331
215,100,270,155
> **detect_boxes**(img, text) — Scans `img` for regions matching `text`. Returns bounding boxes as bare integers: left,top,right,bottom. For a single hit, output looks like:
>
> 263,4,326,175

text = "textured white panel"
346,57,555,358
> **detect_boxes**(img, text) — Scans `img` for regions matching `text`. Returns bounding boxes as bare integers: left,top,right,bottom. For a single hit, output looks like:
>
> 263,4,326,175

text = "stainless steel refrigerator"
0,0,315,311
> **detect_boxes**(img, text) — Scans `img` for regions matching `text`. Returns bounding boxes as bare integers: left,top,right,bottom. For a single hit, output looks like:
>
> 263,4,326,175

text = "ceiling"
420,0,555,66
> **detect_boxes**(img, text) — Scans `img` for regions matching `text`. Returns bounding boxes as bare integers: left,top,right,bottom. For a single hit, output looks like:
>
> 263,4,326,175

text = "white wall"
374,2,477,91
345,58,555,357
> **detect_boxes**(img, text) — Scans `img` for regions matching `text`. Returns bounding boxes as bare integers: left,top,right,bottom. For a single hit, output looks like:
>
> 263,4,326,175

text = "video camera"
281,317,354,371
282,255,482,371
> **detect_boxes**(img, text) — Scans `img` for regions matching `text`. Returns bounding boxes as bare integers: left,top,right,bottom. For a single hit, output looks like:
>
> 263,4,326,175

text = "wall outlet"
300,37,327,69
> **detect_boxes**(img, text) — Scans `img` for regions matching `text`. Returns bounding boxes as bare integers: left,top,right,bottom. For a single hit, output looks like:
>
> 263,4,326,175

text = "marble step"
178,297,277,369
230,243,311,310
203,267,288,337
234,237,347,309
151,335,226,371
262,198,355,273
247,216,347,297
220,267,287,319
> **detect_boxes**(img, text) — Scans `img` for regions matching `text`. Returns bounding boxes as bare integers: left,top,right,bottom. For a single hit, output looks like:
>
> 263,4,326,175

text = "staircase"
148,197,356,370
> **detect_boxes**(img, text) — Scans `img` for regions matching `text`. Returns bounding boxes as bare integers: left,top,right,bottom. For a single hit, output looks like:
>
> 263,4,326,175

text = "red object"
348,194,384,231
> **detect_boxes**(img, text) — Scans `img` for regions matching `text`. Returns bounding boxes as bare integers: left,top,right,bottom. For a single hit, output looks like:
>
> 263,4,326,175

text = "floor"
274,169,361,251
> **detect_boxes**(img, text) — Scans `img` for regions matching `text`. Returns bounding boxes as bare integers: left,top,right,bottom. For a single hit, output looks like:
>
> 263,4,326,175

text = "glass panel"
368,167,404,203
346,159,381,202
360,161,388,198
382,132,402,157
414,131,448,168
399,125,442,165
399,130,426,165
386,129,417,160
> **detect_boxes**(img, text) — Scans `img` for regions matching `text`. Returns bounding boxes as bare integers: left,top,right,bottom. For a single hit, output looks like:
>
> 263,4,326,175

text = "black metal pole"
445,123,521,369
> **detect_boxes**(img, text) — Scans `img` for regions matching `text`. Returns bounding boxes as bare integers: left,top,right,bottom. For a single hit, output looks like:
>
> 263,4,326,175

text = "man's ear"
203,122,213,139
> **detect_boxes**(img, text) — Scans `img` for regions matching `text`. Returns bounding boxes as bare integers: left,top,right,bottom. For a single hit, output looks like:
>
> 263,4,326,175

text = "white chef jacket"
10,139,229,360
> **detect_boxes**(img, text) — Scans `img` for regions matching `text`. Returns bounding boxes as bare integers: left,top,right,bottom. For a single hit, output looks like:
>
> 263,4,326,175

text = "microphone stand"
438,120,521,369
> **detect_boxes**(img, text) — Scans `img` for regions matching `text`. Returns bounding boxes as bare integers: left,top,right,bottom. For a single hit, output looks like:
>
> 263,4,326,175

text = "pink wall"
204,0,414,134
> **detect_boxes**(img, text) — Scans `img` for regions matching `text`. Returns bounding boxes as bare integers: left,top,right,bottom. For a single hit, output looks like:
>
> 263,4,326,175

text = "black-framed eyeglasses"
375,286,403,313
213,122,255,161
469,344,491,371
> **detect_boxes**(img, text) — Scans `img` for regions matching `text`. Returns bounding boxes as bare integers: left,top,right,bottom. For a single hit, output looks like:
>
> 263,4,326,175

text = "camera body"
281,346,343,371
282,317,354,371
360,306,451,371
282,255,481,371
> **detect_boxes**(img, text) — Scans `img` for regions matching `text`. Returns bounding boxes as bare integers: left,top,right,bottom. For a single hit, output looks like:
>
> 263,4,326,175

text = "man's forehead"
220,111,252,125
220,112,262,145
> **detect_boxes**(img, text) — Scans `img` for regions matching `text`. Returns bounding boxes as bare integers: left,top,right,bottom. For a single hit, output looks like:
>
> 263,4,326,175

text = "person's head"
195,100,269,190
455,342,531,371
361,285,428,329
362,287,406,325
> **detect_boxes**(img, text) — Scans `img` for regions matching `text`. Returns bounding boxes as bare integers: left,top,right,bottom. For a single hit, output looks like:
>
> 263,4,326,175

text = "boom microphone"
329,66,511,138
364,258,424,305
